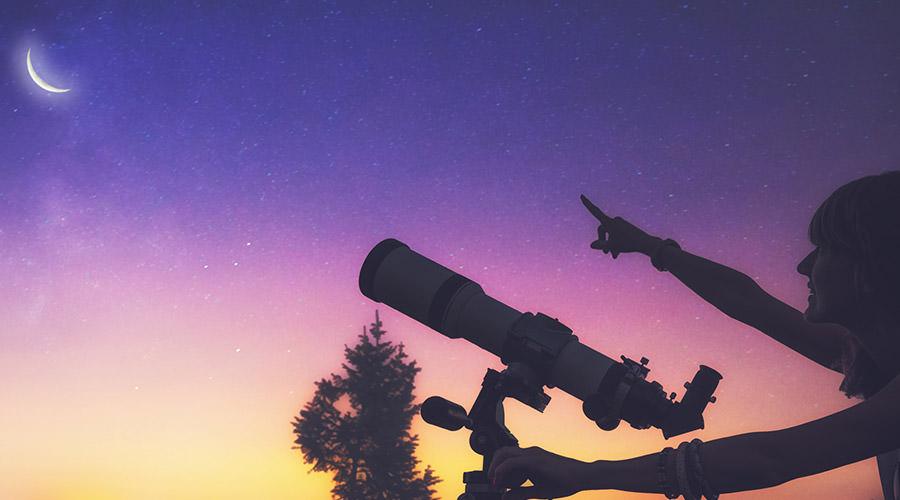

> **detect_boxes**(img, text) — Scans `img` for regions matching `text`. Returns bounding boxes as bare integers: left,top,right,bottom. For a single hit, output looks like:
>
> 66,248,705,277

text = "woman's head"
797,170,900,327
796,170,900,398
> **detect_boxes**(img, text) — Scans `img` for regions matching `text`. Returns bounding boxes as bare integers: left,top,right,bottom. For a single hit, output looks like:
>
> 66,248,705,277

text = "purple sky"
1,2,898,498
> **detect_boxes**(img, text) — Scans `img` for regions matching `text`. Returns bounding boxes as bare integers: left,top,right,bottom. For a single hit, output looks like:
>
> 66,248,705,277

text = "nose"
797,249,816,276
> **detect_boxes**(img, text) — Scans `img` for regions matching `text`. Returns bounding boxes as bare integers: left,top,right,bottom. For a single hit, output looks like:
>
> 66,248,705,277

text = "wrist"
650,238,682,272
582,459,613,490
638,236,664,256
583,454,665,494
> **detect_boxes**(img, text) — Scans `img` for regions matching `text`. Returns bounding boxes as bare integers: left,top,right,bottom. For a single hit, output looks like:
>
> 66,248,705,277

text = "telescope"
359,237,721,438
360,238,722,499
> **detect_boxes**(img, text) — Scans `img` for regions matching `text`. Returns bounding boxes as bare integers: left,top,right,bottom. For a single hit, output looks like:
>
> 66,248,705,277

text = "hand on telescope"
488,445,594,499
580,194,661,259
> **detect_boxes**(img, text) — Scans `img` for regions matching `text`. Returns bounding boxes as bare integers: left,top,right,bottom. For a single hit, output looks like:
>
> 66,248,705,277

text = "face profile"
797,246,861,325
798,170,900,331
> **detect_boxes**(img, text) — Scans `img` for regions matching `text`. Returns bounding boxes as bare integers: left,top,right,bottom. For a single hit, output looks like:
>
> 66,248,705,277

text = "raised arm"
652,242,848,371
580,194,848,373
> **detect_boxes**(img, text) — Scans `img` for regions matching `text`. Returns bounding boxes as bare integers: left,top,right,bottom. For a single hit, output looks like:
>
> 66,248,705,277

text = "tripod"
421,363,551,500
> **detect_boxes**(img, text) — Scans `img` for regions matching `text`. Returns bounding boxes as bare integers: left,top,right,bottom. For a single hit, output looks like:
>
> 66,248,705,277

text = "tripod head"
421,363,548,500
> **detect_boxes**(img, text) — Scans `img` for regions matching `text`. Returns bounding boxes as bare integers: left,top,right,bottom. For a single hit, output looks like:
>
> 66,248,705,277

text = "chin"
805,305,843,325
806,313,827,323
804,300,828,323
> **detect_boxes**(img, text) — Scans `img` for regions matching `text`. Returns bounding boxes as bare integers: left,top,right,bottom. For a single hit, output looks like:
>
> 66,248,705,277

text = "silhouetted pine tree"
293,310,440,499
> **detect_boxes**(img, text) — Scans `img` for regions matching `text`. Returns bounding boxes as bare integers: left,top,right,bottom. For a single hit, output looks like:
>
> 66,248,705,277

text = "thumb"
502,486,555,500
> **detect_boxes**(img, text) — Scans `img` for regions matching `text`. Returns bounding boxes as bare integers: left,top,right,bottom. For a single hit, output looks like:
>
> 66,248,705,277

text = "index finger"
580,194,610,222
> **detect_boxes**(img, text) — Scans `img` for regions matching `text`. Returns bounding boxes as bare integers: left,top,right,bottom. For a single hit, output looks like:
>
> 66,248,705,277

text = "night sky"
1,2,899,499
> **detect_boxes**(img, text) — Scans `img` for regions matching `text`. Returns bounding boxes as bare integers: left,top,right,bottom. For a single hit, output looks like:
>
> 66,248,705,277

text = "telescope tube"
358,238,617,401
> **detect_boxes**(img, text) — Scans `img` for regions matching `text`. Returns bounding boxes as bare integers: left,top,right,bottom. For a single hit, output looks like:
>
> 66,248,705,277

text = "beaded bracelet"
688,439,719,499
675,442,700,500
667,443,681,498
685,441,704,498
657,447,679,499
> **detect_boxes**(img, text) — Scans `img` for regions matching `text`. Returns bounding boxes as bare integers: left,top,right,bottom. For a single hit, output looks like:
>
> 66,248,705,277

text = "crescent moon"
26,48,71,93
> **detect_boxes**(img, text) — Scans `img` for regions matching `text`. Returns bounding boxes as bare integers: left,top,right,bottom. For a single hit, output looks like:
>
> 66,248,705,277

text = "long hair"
809,170,900,399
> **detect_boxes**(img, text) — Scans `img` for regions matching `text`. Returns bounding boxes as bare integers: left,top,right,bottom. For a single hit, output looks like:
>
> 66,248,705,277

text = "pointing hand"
580,194,660,259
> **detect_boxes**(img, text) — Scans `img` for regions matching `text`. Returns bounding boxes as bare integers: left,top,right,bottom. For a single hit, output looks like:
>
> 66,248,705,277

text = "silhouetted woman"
488,171,900,499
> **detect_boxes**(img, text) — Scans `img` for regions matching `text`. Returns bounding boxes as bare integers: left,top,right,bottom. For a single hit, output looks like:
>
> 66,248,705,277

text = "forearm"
582,388,900,497
582,453,661,494
643,239,761,323
582,432,785,494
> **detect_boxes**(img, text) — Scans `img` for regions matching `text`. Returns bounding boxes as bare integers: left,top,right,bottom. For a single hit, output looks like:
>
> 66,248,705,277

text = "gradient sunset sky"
2,2,899,499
